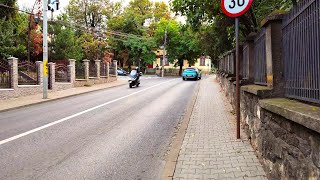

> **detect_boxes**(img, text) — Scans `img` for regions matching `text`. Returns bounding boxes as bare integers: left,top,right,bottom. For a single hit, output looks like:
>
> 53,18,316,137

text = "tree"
66,0,115,28
49,21,83,61
0,0,17,19
0,12,28,60
154,19,201,74
106,0,161,69
171,0,296,63
80,32,108,60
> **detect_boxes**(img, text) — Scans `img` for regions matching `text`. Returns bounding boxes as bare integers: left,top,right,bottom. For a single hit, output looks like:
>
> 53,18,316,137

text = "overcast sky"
17,0,170,13
17,0,185,23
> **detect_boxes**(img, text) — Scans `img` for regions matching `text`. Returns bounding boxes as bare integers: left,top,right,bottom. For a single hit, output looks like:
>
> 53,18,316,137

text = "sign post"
221,0,253,139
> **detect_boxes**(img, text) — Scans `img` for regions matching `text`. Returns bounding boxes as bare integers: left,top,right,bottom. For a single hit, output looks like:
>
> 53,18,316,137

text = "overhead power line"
0,4,34,15
1,4,152,41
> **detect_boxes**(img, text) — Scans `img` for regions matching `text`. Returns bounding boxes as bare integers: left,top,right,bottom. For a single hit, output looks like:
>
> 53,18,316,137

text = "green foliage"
106,0,170,68
50,26,83,61
154,19,201,72
0,12,28,60
0,0,17,19
79,33,108,60
171,0,296,63
66,0,115,28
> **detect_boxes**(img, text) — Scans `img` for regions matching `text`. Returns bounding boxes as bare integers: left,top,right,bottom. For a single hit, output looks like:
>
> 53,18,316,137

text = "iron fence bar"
283,0,319,104
283,0,316,28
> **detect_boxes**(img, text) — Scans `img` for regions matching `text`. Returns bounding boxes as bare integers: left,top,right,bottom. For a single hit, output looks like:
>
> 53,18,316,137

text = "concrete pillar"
243,33,256,83
107,62,110,80
68,59,76,83
7,57,18,89
83,59,90,80
113,60,118,78
263,13,285,96
48,62,55,90
36,61,43,86
95,59,101,79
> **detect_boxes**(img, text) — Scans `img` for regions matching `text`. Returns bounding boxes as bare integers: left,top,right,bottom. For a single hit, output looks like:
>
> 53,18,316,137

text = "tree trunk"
179,59,183,76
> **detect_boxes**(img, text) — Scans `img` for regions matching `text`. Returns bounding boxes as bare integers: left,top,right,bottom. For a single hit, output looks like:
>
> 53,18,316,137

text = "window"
165,56,169,66
200,56,205,66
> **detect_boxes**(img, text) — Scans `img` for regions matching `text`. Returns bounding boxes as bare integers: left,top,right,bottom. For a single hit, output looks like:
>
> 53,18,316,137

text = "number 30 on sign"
221,0,253,18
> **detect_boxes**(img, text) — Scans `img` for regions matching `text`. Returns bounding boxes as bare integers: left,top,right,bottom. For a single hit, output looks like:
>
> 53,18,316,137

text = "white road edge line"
0,79,177,146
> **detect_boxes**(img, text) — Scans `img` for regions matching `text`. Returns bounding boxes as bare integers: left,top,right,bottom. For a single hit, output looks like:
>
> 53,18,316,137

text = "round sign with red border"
221,0,253,18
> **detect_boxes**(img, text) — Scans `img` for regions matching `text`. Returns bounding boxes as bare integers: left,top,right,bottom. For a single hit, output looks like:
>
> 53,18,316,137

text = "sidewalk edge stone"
161,80,201,180
0,81,127,113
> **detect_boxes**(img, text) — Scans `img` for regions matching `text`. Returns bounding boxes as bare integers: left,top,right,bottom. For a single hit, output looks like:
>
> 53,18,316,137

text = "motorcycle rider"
135,67,141,80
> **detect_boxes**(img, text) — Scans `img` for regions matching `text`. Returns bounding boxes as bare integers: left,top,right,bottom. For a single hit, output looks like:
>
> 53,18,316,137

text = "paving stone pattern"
173,77,267,180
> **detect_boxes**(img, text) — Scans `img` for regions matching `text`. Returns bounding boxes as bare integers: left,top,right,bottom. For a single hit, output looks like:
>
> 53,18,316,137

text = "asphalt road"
0,77,198,180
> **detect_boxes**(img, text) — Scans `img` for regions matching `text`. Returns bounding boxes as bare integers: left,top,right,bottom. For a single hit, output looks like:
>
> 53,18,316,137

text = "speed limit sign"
221,0,253,18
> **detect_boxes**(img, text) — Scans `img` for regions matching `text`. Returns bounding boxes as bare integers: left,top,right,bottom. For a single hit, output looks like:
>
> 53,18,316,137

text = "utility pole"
43,0,48,99
162,26,168,78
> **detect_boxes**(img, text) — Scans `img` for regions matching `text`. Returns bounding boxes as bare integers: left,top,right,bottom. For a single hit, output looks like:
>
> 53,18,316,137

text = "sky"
17,0,185,22
18,0,170,13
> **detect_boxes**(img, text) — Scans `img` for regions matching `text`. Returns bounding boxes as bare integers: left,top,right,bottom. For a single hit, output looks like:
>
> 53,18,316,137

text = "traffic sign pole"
235,17,240,139
221,0,253,139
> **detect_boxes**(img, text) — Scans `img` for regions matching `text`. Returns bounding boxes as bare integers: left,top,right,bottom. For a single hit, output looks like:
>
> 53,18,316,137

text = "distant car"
117,68,128,76
182,68,201,81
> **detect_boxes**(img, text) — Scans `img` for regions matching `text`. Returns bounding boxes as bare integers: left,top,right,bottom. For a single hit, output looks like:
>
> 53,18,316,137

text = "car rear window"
185,68,195,71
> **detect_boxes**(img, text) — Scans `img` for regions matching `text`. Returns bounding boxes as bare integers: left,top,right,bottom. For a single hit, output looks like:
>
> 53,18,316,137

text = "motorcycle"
128,69,142,88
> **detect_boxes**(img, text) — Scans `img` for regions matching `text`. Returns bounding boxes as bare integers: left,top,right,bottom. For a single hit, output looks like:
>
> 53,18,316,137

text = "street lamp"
162,25,168,78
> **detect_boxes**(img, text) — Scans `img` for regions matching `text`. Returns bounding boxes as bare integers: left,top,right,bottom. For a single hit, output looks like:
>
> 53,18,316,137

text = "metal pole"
43,0,48,99
236,18,240,139
162,26,167,78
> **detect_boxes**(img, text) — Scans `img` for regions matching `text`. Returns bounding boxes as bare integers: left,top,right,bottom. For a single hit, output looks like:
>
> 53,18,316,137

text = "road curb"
161,80,201,180
0,81,127,113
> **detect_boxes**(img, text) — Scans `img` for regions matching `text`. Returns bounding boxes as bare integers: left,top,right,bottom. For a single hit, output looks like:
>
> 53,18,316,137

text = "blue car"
182,68,201,81
117,68,128,76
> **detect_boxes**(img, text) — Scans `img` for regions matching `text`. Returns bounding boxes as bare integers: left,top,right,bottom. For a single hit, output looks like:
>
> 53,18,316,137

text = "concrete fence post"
95,59,101,79
36,61,43,86
68,59,76,84
83,59,90,80
106,62,110,81
113,60,118,78
244,33,256,84
7,57,18,89
263,13,285,96
48,62,55,90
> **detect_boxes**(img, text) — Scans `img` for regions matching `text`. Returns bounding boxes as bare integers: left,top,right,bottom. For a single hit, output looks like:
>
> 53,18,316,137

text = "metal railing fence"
89,61,97,77
55,62,70,82
75,61,85,79
283,0,320,104
18,61,38,85
253,28,267,85
242,44,249,79
100,61,107,77
0,60,10,88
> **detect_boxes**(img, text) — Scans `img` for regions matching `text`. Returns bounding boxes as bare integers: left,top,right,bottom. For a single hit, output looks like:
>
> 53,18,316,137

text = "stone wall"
216,8,320,179
259,103,320,179
74,76,116,87
216,73,320,179
0,85,43,100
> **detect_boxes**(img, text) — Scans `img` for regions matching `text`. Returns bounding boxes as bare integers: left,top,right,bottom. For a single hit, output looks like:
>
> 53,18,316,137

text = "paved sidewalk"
0,80,126,112
173,76,267,180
